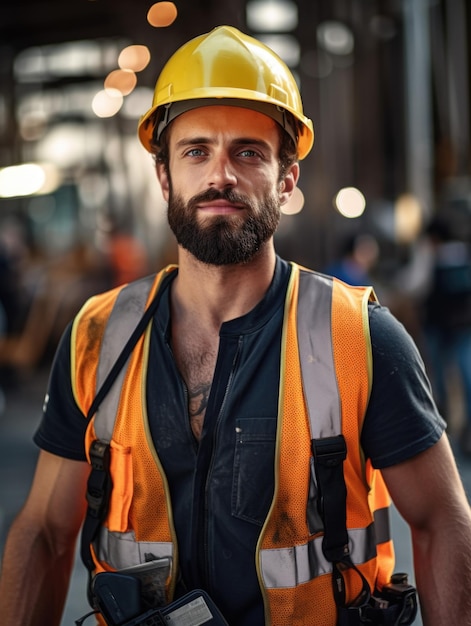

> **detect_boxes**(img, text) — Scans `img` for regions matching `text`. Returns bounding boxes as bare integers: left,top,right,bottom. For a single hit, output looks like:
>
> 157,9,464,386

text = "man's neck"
171,244,277,331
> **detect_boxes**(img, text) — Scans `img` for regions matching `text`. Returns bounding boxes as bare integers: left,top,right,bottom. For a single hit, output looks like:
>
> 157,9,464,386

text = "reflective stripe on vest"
260,523,378,587
95,274,157,442
297,270,342,438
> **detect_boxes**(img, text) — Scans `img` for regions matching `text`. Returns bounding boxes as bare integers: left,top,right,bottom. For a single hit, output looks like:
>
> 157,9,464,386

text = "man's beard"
167,185,281,266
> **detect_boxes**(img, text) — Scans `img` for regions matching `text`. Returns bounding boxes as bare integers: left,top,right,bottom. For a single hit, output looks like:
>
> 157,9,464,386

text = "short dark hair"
277,122,298,180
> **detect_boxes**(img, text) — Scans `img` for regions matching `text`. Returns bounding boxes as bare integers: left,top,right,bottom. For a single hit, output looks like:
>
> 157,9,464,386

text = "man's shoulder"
77,268,176,321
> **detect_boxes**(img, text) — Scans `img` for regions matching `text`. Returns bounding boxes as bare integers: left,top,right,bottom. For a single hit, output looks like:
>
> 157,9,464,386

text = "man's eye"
186,148,206,157
238,149,258,158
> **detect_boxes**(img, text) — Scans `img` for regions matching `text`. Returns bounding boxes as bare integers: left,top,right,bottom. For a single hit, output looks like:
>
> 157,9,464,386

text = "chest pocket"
231,416,277,525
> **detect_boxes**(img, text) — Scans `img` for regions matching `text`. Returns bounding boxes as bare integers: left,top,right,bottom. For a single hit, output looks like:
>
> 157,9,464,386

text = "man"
1,25,471,626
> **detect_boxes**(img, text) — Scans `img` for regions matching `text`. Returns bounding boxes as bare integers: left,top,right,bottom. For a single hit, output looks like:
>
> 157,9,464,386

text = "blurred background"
0,1,471,623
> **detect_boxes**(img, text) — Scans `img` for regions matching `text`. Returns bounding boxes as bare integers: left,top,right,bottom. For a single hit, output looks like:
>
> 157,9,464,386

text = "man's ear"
279,162,300,206
156,161,170,201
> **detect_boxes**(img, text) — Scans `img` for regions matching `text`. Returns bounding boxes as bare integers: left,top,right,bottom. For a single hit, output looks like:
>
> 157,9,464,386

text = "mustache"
188,187,253,209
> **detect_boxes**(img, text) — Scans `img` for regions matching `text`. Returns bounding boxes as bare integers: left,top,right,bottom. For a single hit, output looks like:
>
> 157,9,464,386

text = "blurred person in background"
1,25,471,626
324,232,379,287
0,300,5,413
101,215,151,287
0,221,26,402
0,220,26,338
0,237,110,374
420,217,471,453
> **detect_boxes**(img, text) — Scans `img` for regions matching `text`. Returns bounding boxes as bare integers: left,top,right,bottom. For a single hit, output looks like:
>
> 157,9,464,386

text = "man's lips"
197,201,245,214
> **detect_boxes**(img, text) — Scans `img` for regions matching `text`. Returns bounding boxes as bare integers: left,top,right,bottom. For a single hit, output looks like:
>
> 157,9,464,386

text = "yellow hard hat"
138,25,314,159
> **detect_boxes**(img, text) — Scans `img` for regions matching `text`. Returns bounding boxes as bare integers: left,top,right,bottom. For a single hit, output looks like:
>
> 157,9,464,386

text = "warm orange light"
104,69,137,95
118,45,151,72
147,2,178,27
394,193,423,243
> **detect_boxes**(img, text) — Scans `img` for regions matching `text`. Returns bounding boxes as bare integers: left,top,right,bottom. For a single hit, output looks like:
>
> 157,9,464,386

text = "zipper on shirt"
201,334,244,590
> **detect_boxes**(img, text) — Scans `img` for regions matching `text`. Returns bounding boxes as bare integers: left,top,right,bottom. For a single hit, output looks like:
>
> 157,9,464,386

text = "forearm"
382,436,471,625
413,517,471,625
0,513,76,626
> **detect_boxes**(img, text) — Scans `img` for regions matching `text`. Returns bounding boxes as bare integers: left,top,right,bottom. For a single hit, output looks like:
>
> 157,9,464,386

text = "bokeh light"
281,186,304,215
118,45,151,72
104,69,137,96
0,162,61,198
317,21,354,56
246,0,298,33
394,193,423,243
147,2,178,28
92,88,123,118
334,187,366,218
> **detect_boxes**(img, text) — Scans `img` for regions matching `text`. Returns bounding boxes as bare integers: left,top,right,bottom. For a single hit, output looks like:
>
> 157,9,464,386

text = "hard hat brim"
138,94,314,159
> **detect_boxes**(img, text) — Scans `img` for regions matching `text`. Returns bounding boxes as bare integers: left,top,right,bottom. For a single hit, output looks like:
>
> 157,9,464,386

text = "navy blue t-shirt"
34,257,445,624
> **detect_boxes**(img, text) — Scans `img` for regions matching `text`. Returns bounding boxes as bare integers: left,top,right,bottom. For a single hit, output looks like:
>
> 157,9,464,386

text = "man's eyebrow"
175,137,213,148
174,137,273,151
232,137,273,151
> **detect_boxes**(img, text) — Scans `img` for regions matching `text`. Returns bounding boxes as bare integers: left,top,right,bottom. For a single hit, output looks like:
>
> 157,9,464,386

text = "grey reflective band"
94,275,156,442
96,527,173,571
296,270,341,439
260,524,377,589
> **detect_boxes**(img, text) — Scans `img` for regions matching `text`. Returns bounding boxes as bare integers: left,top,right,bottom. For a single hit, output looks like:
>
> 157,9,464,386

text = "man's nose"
207,154,237,188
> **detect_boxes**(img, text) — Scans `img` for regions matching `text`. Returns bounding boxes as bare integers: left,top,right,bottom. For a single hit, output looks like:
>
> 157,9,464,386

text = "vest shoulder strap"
296,267,372,607
80,267,175,579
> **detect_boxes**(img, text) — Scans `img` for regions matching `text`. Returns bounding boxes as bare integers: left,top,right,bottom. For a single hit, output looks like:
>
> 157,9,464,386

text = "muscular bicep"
381,433,470,531
21,449,89,542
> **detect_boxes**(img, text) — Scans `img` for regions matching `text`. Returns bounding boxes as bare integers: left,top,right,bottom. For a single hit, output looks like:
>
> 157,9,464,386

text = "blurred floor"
1,368,471,625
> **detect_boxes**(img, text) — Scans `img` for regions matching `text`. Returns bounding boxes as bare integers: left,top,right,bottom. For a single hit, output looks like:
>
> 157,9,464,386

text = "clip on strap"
312,435,348,563
86,440,112,518
337,602,410,626
81,440,112,571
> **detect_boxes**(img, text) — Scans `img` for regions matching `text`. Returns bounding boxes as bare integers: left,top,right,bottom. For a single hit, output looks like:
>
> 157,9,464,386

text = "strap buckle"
312,435,347,467
89,439,111,471
86,440,111,519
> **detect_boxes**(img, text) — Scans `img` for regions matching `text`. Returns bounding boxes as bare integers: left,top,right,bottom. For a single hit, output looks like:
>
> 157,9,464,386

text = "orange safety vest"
72,263,394,625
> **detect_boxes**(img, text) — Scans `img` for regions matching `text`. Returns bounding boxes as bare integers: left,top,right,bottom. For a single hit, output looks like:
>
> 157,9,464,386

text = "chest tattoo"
188,380,211,440
174,345,217,440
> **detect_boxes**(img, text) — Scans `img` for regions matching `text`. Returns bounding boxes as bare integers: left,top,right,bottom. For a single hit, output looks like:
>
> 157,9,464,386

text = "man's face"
156,105,298,265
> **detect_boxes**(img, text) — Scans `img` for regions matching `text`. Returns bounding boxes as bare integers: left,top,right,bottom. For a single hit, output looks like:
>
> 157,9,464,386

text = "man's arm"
0,449,90,626
382,433,471,626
